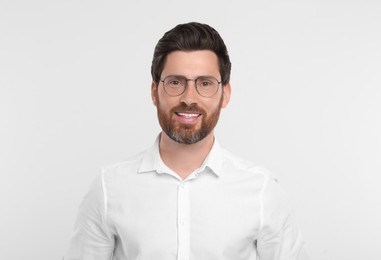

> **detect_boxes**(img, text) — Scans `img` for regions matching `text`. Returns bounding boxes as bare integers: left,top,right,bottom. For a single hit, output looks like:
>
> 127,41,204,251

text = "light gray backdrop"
1,0,380,259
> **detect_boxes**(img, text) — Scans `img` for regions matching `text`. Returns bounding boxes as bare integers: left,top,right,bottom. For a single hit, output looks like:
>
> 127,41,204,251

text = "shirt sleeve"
64,172,115,260
257,175,309,260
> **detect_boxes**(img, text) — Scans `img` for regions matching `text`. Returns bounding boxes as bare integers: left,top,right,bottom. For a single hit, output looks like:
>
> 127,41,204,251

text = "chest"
108,175,262,259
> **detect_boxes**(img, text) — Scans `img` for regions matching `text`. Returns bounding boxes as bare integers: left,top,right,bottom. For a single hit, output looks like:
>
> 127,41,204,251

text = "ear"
221,83,231,108
151,81,158,106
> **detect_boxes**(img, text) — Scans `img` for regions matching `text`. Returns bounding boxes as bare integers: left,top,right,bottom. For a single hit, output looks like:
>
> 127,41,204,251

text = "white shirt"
64,135,308,260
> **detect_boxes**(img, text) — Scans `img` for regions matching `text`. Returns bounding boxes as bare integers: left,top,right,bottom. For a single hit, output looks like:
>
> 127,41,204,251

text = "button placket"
177,182,190,260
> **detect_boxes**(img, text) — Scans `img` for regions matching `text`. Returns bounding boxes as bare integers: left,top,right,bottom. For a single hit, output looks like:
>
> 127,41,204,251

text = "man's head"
151,22,231,86
151,22,231,144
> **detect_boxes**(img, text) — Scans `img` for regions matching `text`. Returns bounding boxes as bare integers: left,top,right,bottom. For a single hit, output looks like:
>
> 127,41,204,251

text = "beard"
156,96,223,145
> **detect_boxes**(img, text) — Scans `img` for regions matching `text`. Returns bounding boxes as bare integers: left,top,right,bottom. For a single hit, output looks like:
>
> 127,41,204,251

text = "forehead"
161,50,220,78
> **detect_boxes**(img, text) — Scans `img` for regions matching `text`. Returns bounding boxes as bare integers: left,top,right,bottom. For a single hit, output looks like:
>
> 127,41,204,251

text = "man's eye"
200,80,212,87
170,80,180,85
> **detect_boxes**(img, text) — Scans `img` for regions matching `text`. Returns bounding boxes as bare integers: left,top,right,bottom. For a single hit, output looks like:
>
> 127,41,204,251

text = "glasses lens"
196,77,219,97
163,76,186,96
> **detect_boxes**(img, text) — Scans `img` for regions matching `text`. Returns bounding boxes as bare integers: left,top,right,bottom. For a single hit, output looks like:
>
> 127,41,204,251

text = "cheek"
208,95,224,110
156,96,177,113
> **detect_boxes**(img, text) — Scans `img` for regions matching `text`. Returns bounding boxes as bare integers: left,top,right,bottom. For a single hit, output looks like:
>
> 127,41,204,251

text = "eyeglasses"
160,75,221,98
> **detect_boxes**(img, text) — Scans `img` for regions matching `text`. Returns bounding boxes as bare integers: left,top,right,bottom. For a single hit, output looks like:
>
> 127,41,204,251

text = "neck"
159,131,215,180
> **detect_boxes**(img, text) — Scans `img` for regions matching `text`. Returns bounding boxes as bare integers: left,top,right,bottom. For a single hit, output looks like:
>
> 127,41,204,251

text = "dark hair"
151,22,231,86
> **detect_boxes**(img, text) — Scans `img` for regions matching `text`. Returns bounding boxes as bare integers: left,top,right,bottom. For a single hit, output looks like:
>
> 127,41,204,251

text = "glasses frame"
160,75,222,98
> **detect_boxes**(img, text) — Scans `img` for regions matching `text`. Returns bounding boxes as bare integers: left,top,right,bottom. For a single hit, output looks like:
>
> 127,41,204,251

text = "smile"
175,112,201,118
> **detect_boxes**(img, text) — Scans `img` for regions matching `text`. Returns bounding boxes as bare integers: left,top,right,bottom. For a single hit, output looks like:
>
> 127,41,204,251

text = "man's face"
151,50,231,144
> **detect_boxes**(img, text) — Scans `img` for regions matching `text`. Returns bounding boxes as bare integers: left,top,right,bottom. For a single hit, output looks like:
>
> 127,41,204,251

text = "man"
64,22,308,260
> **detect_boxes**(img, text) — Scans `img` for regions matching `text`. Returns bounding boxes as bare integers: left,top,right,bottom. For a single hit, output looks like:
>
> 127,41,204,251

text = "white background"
1,0,380,259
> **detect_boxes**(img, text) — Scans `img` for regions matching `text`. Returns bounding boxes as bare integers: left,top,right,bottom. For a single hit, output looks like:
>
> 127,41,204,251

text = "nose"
180,80,198,105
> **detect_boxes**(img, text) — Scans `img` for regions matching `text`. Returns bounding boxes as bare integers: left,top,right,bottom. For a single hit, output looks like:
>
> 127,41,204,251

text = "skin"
151,50,231,180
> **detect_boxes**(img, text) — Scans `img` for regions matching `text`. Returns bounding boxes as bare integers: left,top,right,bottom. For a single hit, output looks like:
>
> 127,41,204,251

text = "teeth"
177,113,200,118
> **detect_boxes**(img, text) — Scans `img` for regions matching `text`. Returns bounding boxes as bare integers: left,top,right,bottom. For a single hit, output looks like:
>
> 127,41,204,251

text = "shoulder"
100,149,147,180
221,148,276,179
216,148,281,193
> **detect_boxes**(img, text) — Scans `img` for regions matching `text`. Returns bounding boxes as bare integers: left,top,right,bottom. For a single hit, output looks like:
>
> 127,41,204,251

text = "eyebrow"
164,75,219,80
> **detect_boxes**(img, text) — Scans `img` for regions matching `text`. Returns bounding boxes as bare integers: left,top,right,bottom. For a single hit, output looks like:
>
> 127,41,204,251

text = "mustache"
171,102,205,114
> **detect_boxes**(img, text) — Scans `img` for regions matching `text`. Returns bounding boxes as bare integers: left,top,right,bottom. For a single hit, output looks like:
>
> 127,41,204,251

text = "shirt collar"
138,134,226,177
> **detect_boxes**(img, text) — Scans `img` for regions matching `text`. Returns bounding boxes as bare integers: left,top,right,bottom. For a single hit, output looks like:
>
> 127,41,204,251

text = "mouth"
175,112,202,118
174,112,202,124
